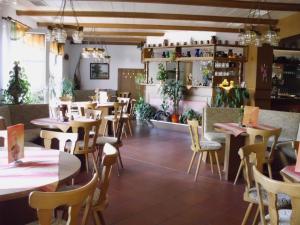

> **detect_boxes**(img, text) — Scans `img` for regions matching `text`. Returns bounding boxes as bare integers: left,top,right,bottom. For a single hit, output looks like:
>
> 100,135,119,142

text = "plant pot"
171,114,179,123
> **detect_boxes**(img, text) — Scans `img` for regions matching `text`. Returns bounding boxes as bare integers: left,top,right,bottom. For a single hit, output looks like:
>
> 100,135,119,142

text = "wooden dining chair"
0,130,7,147
27,173,98,225
253,166,300,225
70,119,101,174
234,127,282,184
117,91,131,98
103,102,125,137
40,130,78,154
85,109,102,120
79,102,98,117
187,119,222,181
122,98,136,136
91,143,118,225
239,143,291,225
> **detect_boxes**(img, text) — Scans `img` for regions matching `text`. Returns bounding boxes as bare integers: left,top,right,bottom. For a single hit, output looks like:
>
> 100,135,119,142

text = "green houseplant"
134,97,155,123
4,61,31,104
60,78,74,101
160,80,185,123
156,63,167,83
179,108,201,124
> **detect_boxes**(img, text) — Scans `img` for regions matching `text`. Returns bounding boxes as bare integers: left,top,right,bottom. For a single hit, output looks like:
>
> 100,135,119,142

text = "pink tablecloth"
0,148,59,192
214,122,277,137
281,166,300,182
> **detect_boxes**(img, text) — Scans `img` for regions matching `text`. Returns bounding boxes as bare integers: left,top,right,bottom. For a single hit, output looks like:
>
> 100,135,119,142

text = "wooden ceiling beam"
37,22,240,33
83,31,164,36
72,0,300,12
16,10,277,25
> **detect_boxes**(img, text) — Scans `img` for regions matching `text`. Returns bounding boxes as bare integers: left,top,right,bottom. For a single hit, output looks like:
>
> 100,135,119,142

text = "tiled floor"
96,126,248,225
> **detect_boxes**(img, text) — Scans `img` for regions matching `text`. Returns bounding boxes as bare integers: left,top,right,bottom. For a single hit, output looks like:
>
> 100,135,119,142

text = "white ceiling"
10,0,300,36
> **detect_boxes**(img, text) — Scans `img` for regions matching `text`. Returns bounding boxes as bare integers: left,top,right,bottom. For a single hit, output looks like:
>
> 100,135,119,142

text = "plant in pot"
4,61,31,104
154,98,171,122
179,108,201,124
156,63,167,84
134,97,156,125
160,79,185,123
202,64,212,86
60,78,74,101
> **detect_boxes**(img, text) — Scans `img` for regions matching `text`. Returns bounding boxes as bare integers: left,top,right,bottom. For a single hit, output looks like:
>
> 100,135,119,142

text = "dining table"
280,165,300,183
214,122,277,181
0,147,81,224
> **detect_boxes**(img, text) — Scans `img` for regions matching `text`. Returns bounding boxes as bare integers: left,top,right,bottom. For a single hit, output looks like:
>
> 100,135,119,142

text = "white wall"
66,43,144,90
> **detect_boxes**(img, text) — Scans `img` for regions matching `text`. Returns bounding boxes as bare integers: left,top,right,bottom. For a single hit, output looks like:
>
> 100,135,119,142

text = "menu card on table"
7,124,24,163
242,106,259,126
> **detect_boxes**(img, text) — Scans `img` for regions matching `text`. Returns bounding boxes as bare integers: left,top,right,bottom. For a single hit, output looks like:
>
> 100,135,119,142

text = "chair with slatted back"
40,130,78,154
70,119,101,174
85,109,102,120
117,91,130,98
103,102,125,137
234,127,282,184
122,98,136,136
187,119,222,181
79,102,98,117
253,166,300,225
26,173,98,225
239,143,291,225
0,130,7,147
91,143,118,225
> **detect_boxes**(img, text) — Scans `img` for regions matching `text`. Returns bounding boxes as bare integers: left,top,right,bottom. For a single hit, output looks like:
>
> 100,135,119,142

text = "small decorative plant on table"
156,63,167,84
4,61,31,104
160,79,185,123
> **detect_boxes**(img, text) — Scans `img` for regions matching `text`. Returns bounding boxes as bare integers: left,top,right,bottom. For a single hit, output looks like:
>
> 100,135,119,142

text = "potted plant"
134,97,155,125
154,98,171,122
156,63,167,84
179,108,201,124
160,80,185,123
4,61,31,104
202,64,212,86
60,78,74,101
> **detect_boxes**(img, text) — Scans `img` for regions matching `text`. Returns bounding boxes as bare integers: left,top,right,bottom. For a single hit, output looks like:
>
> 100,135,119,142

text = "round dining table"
0,147,81,202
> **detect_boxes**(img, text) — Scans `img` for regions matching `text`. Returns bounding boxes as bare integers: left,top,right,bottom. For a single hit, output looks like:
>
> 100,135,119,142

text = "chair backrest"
187,120,201,151
253,166,300,225
29,173,98,225
113,102,125,120
117,97,130,113
0,130,7,148
94,143,118,207
238,143,267,190
246,127,282,160
40,130,78,154
129,99,136,117
117,91,130,98
115,106,125,143
85,109,102,120
70,119,101,154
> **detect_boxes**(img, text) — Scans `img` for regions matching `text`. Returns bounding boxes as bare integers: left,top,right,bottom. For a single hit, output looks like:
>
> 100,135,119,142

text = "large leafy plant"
214,87,249,108
156,63,167,81
160,80,185,114
4,61,31,104
134,97,155,121
179,108,202,124
61,78,74,97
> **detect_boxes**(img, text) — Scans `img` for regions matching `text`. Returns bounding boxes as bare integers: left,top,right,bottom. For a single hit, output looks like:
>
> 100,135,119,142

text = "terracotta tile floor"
90,126,248,225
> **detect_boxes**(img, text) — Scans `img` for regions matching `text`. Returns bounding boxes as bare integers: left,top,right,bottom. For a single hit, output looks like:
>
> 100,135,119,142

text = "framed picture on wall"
90,63,109,79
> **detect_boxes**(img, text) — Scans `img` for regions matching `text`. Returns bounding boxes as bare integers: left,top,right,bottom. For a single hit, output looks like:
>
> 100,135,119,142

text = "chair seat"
96,136,119,146
248,187,291,208
26,219,67,225
262,209,291,225
198,141,222,151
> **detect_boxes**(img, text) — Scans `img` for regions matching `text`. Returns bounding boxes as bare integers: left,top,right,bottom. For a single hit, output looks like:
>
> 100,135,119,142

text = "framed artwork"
90,63,109,79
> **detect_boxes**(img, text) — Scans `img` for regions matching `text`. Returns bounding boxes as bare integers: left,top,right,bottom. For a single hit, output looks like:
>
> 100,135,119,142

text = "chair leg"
116,147,124,169
103,120,108,136
127,119,133,136
122,124,127,138
98,212,106,225
92,210,101,225
252,206,260,225
112,121,116,137
214,151,222,180
234,161,243,185
241,203,254,225
194,152,203,182
267,163,273,178
209,152,214,174
187,151,196,174
85,154,89,174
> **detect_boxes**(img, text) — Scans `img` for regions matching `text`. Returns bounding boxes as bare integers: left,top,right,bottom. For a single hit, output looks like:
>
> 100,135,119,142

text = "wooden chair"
27,173,98,225
253,166,300,225
122,99,136,136
40,130,78,154
0,130,7,147
117,91,131,98
234,127,282,184
91,143,118,225
85,109,102,120
187,119,222,181
103,102,125,137
70,119,101,174
79,102,98,117
239,143,291,225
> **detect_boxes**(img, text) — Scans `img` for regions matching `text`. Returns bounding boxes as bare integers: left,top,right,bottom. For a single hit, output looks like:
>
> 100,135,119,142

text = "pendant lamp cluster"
46,0,83,44
238,8,279,47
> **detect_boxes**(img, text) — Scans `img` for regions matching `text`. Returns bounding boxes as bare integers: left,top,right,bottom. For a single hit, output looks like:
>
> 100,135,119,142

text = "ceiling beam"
16,10,277,25
37,22,240,33
72,0,300,12
83,31,165,36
